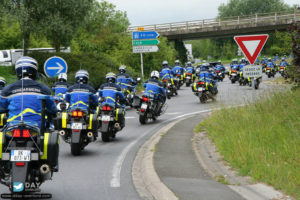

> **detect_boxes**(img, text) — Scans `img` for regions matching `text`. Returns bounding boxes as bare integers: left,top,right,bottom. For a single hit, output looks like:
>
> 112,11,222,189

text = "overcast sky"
105,0,300,26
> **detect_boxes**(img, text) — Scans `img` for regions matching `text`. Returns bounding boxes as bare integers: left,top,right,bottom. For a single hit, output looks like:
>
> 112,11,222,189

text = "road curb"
132,119,186,200
193,127,293,200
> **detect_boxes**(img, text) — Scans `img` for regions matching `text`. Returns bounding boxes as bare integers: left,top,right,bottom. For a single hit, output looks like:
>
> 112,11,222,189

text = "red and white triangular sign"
234,34,269,65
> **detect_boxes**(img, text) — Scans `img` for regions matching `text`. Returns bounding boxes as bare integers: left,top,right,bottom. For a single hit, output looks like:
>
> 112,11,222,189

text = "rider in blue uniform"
52,73,70,98
185,61,195,81
265,58,276,72
65,70,98,113
0,56,57,129
98,72,126,128
0,77,6,96
160,61,174,81
143,71,166,113
172,60,185,83
116,65,136,97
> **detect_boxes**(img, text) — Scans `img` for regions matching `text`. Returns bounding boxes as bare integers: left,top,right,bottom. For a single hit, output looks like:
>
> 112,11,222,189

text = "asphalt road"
0,73,282,200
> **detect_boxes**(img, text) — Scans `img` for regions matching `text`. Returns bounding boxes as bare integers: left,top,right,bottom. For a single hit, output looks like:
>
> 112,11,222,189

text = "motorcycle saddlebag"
114,108,124,121
0,114,7,128
88,114,98,133
132,96,141,108
54,112,68,130
40,132,59,168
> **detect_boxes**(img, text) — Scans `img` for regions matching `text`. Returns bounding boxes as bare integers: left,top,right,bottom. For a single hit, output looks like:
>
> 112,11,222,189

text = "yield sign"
234,34,269,65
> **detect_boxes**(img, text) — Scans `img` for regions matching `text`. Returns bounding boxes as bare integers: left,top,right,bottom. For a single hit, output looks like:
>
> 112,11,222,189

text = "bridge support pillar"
174,40,188,63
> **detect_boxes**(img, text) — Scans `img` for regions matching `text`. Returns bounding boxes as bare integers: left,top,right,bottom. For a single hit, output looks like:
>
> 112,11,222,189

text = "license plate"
267,70,270,72
232,73,236,76
10,150,31,162
280,69,283,71
141,104,148,109
101,115,111,121
71,123,83,130
186,77,191,79
198,87,203,92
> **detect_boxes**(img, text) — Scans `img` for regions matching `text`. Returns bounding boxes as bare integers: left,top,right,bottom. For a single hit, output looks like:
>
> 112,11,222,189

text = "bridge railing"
128,11,300,33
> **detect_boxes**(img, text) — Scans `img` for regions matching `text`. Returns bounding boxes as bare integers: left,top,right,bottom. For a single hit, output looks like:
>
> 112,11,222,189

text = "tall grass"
0,66,17,84
197,90,300,199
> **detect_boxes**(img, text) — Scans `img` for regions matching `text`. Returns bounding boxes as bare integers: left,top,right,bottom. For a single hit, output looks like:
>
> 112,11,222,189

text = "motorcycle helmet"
0,76,6,87
162,61,168,68
119,65,126,73
106,72,116,83
75,70,89,84
58,73,67,82
175,60,180,66
150,71,160,80
15,56,38,80
268,58,272,62
187,61,192,67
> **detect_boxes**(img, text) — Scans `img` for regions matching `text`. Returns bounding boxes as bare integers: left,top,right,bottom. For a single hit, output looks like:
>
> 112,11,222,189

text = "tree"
41,0,93,52
1,0,45,55
218,0,292,18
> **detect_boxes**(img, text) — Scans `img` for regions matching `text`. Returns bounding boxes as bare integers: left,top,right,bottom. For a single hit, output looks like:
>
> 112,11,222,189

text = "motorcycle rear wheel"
101,132,110,142
139,115,147,124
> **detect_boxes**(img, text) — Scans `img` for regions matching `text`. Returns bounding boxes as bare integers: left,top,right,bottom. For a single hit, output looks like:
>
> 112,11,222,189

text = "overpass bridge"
128,11,300,40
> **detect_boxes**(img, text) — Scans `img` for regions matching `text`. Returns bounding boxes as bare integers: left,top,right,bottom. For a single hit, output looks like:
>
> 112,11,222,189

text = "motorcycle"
185,73,193,87
163,79,177,98
279,66,287,78
98,101,124,142
215,70,224,82
56,98,98,156
174,72,183,90
54,96,69,112
192,81,215,103
122,87,135,107
249,77,261,90
265,67,275,78
238,71,248,86
230,69,238,84
0,96,59,194
135,94,165,124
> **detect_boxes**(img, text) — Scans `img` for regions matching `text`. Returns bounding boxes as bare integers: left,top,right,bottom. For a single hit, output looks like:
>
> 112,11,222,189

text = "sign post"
234,34,269,89
132,31,160,80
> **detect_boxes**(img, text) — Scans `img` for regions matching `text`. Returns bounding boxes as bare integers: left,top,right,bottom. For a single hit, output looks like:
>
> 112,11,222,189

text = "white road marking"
125,116,136,119
110,109,212,188
165,112,181,115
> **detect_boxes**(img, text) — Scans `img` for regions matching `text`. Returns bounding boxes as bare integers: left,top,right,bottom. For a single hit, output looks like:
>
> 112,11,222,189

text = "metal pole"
251,64,255,89
140,53,144,80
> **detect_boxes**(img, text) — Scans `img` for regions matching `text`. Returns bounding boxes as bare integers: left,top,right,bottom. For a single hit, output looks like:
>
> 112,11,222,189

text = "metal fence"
128,11,300,33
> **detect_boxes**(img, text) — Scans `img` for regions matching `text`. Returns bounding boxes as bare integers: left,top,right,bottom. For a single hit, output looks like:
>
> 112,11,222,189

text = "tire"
239,80,242,86
71,143,81,156
167,93,171,99
101,132,110,142
268,74,271,78
186,82,190,87
199,95,207,103
231,79,236,84
139,115,147,124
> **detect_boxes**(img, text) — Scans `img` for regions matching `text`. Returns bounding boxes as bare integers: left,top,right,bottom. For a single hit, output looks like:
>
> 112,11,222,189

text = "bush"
29,52,119,88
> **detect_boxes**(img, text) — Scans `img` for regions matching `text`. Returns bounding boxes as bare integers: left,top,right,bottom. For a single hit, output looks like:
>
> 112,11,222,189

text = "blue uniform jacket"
0,79,57,128
98,83,125,108
172,66,184,75
116,73,134,90
185,66,195,74
65,83,98,111
52,81,70,97
143,78,166,99
160,68,174,80
266,62,275,68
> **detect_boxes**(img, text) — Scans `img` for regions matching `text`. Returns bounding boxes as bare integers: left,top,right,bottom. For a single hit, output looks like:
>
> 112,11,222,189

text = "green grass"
196,90,300,199
0,66,17,84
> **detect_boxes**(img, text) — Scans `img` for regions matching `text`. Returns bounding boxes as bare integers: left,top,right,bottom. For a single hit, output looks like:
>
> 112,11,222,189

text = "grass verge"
195,90,300,199
0,66,17,84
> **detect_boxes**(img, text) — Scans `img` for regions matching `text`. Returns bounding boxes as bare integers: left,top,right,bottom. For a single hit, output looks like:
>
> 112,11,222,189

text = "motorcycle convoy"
0,55,287,196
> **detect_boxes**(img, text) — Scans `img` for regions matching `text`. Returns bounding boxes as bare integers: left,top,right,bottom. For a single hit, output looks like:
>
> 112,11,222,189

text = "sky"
105,0,300,26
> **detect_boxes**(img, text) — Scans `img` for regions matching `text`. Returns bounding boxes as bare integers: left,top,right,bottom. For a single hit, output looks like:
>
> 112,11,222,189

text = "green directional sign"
132,39,160,46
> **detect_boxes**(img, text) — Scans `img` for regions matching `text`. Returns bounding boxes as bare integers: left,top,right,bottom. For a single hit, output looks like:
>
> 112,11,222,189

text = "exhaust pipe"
40,164,50,174
114,123,121,130
87,132,93,138
59,130,65,136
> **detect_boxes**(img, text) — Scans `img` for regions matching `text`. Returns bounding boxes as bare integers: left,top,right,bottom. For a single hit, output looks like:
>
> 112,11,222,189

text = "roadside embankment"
195,89,300,199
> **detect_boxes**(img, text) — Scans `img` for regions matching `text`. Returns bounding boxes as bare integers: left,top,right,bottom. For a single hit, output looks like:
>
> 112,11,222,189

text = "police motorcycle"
229,65,239,84
98,73,126,142
173,70,184,90
56,70,98,156
211,62,225,82
248,77,261,90
192,78,216,103
278,61,288,78
265,64,276,78
98,97,124,142
238,64,248,86
133,71,166,124
0,96,59,194
54,95,69,112
162,78,177,99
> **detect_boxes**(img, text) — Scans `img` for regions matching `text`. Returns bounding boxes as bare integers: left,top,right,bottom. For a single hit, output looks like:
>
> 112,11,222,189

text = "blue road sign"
44,56,68,78
132,31,159,40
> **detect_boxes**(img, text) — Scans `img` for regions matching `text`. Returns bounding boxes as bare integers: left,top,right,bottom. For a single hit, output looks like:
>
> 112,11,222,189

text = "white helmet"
150,71,160,79
58,73,67,81
162,61,168,65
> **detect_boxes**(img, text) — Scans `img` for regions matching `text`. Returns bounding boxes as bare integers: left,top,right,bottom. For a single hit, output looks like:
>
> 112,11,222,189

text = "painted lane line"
165,112,181,115
110,109,212,188
125,116,136,119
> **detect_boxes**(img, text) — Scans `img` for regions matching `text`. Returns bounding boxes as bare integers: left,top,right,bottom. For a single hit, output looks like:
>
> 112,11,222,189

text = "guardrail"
128,11,300,33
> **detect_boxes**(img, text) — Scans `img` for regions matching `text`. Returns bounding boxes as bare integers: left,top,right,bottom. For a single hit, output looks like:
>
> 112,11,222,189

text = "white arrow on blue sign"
44,56,68,78
132,31,159,40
